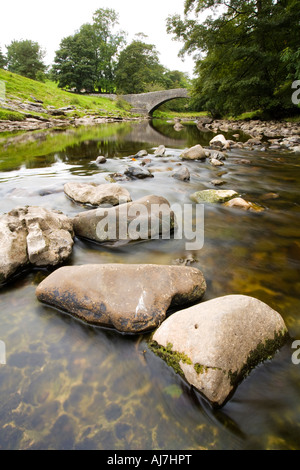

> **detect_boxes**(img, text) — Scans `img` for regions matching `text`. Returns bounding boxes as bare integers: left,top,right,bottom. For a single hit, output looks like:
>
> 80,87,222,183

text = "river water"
0,119,299,450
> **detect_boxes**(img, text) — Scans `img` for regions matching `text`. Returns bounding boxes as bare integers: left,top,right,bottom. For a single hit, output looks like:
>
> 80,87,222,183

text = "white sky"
0,0,196,77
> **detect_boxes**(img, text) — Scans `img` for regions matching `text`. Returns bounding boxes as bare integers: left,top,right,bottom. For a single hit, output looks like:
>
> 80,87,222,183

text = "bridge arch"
122,88,189,116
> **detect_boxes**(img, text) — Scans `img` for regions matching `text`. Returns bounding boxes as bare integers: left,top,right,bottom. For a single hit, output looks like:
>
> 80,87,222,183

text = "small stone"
135,150,148,158
95,156,107,164
210,158,224,167
124,166,154,179
180,145,206,161
209,134,229,148
190,189,238,204
172,166,190,181
154,145,166,157
224,197,251,210
64,182,131,206
210,179,226,186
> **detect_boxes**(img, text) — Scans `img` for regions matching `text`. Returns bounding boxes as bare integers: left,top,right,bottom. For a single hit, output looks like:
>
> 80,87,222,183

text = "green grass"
152,110,209,119
0,108,25,121
0,69,134,120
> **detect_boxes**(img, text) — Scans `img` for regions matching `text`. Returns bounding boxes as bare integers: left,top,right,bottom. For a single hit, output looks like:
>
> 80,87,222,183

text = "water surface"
0,119,299,450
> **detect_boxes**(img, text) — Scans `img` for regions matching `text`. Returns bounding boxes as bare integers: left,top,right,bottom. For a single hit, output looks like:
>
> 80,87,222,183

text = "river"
0,119,299,450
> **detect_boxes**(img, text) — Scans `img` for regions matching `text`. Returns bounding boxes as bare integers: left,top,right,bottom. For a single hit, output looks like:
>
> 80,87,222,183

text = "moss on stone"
228,328,289,387
148,341,192,378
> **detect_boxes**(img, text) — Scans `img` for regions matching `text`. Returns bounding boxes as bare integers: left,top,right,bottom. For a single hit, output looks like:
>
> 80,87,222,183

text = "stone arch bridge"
122,88,189,115
89,89,189,116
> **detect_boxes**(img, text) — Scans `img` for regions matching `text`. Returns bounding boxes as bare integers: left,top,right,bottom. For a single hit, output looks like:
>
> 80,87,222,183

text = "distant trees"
52,8,126,93
167,0,300,117
115,36,191,94
6,40,46,80
115,38,166,94
0,48,7,69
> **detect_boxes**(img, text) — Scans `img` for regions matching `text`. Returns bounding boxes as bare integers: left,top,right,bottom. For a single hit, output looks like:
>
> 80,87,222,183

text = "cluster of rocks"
196,118,300,153
0,137,291,408
0,98,141,133
35,260,288,407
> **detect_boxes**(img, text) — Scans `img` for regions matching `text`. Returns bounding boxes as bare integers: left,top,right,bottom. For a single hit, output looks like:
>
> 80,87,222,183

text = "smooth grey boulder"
36,264,207,333
180,145,206,161
190,189,238,204
64,182,131,206
151,295,288,407
0,206,74,284
172,166,190,181
73,195,176,245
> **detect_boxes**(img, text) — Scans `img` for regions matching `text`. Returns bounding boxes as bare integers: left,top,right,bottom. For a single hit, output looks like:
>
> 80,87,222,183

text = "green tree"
52,25,98,93
163,69,190,89
167,0,300,117
115,39,166,94
0,48,7,69
6,40,46,80
52,8,125,93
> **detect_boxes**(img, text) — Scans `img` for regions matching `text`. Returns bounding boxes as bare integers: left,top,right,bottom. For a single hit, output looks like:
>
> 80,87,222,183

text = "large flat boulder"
73,195,176,245
151,295,288,407
64,182,131,206
0,207,74,284
36,264,207,333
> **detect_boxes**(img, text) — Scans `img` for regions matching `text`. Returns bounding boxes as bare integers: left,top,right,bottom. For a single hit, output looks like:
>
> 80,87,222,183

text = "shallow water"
0,119,300,450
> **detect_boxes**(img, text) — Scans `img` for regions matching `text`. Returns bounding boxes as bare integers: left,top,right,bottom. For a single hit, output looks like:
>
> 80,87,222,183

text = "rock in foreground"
36,264,207,333
0,206,74,284
151,295,288,407
64,182,131,206
73,195,176,245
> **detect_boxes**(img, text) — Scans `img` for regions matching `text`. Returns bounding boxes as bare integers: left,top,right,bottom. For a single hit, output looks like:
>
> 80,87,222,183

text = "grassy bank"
0,69,134,120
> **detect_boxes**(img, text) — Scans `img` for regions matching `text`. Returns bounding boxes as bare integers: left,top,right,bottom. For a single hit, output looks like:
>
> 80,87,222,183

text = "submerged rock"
73,195,176,245
180,145,206,161
64,182,131,207
151,295,288,407
36,264,207,333
0,206,74,284
224,197,264,212
190,189,238,204
210,158,224,167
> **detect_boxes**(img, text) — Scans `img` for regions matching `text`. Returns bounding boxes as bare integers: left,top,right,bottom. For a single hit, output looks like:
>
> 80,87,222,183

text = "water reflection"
0,119,300,449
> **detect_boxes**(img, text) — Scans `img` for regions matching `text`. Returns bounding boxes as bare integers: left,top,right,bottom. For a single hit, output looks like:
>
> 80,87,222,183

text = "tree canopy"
6,40,46,80
0,48,6,69
167,0,300,117
52,8,126,93
115,39,166,94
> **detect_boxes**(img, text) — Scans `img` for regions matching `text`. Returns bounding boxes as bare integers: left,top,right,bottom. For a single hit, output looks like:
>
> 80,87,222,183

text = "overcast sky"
0,0,196,77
